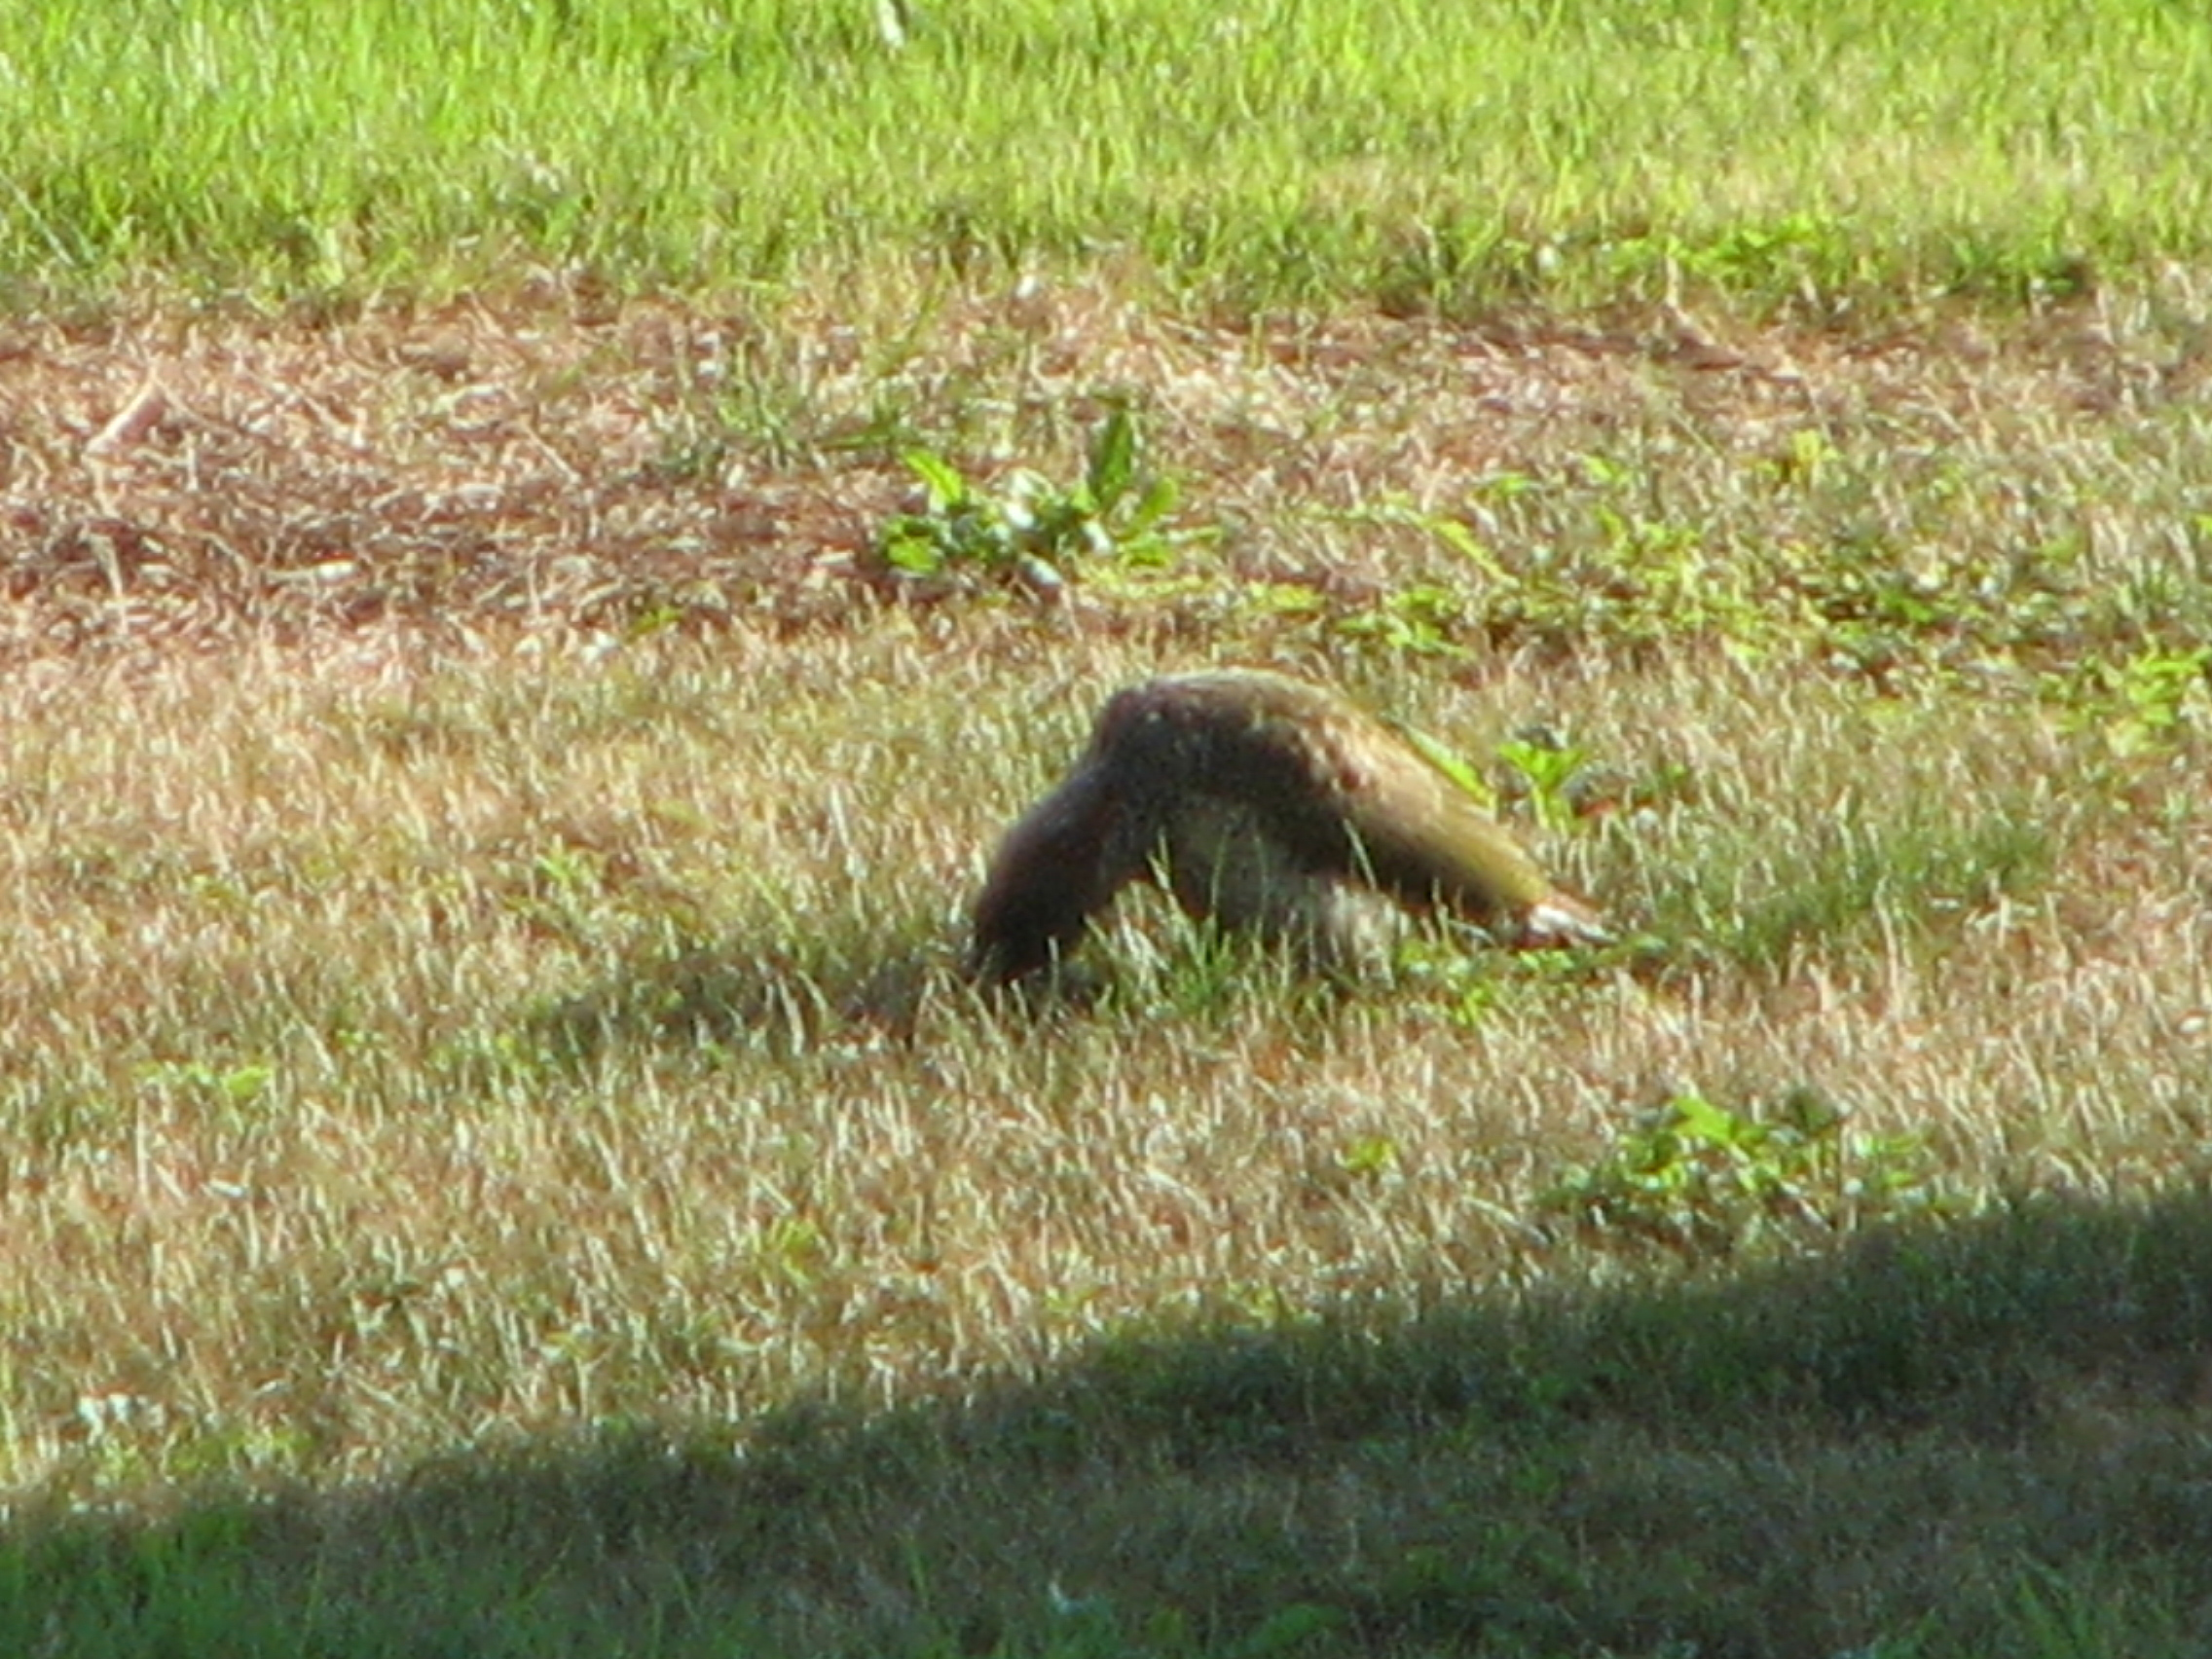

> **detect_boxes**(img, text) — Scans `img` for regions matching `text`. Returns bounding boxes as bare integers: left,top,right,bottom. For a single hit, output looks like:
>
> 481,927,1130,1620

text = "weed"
2048,645,2212,756
1335,582,1468,657
874,405,1179,594
137,1060,277,1119
1492,730,1600,832
1543,1088,1948,1256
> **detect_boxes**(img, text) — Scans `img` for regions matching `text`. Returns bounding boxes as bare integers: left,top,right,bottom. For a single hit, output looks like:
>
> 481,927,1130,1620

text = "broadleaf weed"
1543,1088,1950,1257
872,404,1179,593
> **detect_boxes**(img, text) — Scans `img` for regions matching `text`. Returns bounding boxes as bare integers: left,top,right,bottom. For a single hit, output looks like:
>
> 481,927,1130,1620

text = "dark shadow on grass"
521,926,963,1067
10,1194,2212,1657
511,917,1347,1073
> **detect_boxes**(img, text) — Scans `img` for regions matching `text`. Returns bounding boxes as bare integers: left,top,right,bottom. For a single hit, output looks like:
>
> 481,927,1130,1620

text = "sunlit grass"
4,221,2212,1657
3,0,2209,311
2,611,2209,1651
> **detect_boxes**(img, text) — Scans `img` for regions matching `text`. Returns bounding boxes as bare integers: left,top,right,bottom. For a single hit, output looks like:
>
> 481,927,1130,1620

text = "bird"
968,668,1607,984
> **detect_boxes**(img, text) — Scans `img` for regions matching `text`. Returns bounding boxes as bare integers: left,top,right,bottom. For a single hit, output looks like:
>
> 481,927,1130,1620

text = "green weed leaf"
1544,1088,1945,1257
871,408,1179,592
1086,404,1139,510
902,449,971,514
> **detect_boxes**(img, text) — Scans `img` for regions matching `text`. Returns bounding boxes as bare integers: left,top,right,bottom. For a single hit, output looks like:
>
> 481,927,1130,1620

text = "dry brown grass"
5,279,2212,1654
5,273,2205,661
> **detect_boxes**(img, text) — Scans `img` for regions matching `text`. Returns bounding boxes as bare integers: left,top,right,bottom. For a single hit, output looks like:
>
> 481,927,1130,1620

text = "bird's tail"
1517,891,1613,948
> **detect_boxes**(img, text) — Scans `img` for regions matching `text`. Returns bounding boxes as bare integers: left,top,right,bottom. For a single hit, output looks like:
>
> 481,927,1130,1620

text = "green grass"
6,2,2212,1646
5,0,2210,311
11,1197,2212,1656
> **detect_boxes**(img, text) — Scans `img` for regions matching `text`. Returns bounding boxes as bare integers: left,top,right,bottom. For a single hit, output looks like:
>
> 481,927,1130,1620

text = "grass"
3,0,2211,313
5,1,2212,1651
4,420,2211,1652
11,1196,2212,1657
3,278,2210,1653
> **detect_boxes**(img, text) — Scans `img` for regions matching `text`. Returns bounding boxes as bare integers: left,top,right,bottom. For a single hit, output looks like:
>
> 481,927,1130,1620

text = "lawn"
4,3,2212,1656
6,0,2210,310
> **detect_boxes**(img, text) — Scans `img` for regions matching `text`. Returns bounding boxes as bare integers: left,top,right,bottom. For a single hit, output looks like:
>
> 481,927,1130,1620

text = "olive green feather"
970,669,1605,982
